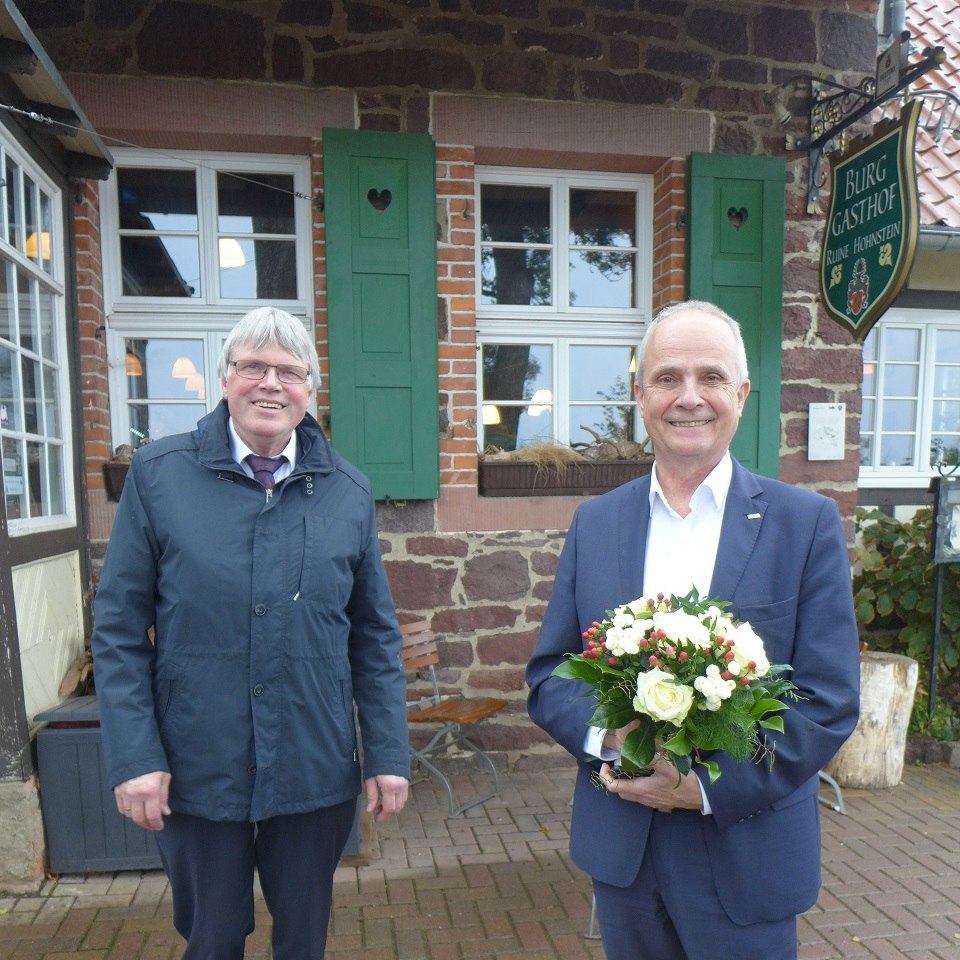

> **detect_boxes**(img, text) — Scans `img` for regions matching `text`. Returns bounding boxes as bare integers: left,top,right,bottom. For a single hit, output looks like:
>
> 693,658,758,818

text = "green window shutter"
687,153,785,479
323,129,439,500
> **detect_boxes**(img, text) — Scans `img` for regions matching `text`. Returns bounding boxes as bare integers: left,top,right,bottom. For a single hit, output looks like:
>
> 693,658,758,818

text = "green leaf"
697,758,722,783
551,660,601,682
759,716,785,733
589,701,637,730
621,724,657,770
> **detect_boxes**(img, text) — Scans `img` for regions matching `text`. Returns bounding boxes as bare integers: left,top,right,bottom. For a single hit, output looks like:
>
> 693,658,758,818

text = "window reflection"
481,343,553,450
125,338,206,445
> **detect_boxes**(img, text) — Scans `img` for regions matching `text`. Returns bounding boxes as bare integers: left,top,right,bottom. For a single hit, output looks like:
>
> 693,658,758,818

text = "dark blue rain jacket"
92,402,410,821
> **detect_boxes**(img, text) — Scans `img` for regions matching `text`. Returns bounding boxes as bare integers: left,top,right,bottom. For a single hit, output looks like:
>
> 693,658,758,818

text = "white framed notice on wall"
808,403,846,461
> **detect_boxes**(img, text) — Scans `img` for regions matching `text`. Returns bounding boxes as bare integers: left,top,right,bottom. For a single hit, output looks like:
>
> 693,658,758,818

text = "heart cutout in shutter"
727,206,748,230
367,188,392,211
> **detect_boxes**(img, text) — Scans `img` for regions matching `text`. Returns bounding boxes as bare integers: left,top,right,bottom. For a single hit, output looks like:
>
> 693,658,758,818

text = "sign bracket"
786,45,944,210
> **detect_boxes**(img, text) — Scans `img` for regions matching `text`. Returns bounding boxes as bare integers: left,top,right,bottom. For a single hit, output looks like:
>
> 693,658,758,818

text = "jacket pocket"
297,516,361,607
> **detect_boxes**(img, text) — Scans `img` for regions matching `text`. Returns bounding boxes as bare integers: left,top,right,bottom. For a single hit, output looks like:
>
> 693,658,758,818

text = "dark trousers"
154,799,356,960
593,810,797,960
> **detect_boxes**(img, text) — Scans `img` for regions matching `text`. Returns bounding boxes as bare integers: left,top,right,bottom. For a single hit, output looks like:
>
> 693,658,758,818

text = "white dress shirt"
584,453,734,812
227,417,297,483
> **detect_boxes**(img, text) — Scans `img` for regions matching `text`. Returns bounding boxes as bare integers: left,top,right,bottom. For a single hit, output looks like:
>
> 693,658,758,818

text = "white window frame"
100,149,314,449
0,133,73,534
859,307,960,488
475,167,653,448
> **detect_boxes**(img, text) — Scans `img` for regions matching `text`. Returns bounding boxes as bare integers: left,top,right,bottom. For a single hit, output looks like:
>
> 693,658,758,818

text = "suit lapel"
617,476,650,604
709,462,767,602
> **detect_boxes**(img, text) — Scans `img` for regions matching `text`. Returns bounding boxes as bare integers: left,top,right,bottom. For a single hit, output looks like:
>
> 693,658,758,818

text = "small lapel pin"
746,513,762,520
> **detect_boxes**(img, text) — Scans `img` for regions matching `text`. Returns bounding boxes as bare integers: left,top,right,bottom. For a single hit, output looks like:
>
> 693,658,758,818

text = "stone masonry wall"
380,528,565,764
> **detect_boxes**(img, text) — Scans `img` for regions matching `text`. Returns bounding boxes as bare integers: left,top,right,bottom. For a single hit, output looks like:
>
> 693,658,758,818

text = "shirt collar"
649,452,733,516
227,417,298,469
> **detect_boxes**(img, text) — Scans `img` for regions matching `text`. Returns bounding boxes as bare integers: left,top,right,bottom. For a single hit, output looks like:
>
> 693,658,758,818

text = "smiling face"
635,308,750,481
221,339,314,456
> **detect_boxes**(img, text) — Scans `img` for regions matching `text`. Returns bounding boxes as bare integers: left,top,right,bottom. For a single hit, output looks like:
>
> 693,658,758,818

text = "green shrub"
853,506,960,739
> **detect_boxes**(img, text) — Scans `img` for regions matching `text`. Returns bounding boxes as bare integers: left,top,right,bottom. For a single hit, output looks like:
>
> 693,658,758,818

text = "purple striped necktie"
245,454,284,489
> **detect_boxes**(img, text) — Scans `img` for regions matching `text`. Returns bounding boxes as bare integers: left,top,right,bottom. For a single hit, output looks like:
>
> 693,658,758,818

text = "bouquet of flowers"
552,589,797,783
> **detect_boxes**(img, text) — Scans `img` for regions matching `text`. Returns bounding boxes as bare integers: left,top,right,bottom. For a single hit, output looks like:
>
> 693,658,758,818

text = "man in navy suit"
527,301,860,960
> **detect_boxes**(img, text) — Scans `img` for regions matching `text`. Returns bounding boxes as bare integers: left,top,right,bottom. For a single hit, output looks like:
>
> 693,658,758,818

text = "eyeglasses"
230,360,310,385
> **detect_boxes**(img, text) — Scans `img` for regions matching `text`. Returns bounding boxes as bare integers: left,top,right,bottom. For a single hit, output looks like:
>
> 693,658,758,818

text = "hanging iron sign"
819,100,921,340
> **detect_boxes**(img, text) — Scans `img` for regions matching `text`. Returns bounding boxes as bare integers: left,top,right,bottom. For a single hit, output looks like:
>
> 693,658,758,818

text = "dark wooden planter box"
102,461,130,502
478,459,652,497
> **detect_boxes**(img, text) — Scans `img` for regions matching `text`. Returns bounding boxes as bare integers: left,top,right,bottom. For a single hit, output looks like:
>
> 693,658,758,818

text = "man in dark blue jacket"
93,307,410,960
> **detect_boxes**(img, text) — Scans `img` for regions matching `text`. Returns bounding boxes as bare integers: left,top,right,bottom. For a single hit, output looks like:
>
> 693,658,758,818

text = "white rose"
633,670,694,726
652,610,712,650
728,621,770,677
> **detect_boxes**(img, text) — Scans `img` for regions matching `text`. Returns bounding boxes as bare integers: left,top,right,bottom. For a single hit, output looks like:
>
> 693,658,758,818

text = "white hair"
637,300,750,388
219,307,320,386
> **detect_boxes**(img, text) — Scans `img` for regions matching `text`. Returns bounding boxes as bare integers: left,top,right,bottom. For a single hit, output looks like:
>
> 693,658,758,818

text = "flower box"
102,461,130,502
478,459,652,497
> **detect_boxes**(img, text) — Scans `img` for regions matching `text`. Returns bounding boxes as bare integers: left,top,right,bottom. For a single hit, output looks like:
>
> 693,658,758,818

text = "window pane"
883,327,920,359
43,365,60,438
0,345,19,431
5,157,19,248
933,365,960,396
20,356,39,433
126,338,205,403
860,433,873,466
38,287,54,359
481,343,552,451
862,359,876,396
931,436,960,468
481,248,551,305
480,185,551,244
47,443,63,514
882,363,918,396
18,269,36,352
861,397,875,427
37,190,52,274
125,337,206,445
569,345,635,402
879,434,914,466
120,235,201,297
219,238,297,299
571,405,636,444
26,440,42,517
118,168,198,231
0,262,12,342
217,172,295,235
3,435,25,519
22,175,37,260
936,330,960,363
569,250,635,308
482,343,551,400
932,400,960,432
881,399,916,432
569,189,635,247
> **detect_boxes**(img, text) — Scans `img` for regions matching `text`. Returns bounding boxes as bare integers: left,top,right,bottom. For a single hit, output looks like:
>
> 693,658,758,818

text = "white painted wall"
13,551,86,727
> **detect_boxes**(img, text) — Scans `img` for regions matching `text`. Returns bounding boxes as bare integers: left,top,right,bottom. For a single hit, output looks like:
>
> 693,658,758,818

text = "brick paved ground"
1,763,958,959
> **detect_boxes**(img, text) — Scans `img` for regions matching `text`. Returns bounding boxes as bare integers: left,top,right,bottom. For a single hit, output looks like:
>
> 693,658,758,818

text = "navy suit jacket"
527,460,860,924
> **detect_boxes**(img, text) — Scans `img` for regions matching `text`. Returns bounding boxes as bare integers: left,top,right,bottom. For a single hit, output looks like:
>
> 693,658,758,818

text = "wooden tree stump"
823,651,918,789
